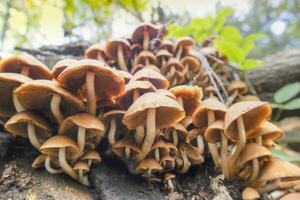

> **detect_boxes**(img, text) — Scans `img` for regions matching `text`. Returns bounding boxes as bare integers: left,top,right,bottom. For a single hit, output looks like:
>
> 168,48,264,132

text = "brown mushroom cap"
111,138,141,159
224,101,272,141
5,110,52,139
181,56,201,73
227,81,248,95
0,73,32,117
242,187,260,200
204,120,224,143
156,89,176,99
192,98,227,128
14,80,86,122
52,59,76,80
131,64,160,74
73,161,90,173
84,44,109,61
205,85,217,95
238,143,272,167
174,37,195,55
32,154,47,168
122,92,185,130
131,43,143,55
238,95,260,102
57,59,125,100
136,50,157,65
162,58,185,75
101,110,126,128
156,49,172,66
81,150,101,164
116,70,132,84
0,54,51,80
279,193,300,200
105,39,131,61
165,123,189,141
158,40,174,53
136,158,163,174
170,85,203,115
131,68,169,89
131,23,160,45
179,142,203,165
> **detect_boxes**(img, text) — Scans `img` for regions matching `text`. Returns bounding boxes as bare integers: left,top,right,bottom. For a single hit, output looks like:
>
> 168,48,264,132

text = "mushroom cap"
14,80,86,122
123,92,185,130
40,135,79,160
238,95,260,102
156,49,172,65
81,150,101,163
224,101,272,141
52,59,76,80
150,139,170,153
162,58,185,74
111,138,141,159
136,50,157,65
118,80,157,109
0,54,51,80
165,123,189,141
156,89,176,99
105,39,131,61
59,112,105,140
227,81,248,95
242,187,260,200
238,143,272,167
164,173,176,182
136,158,163,173
192,98,227,128
131,64,160,74
5,110,52,139
179,142,203,165
84,43,109,61
279,193,300,200
170,85,203,115
131,68,169,89
73,161,90,173
257,158,300,183
131,43,143,55
131,23,160,45
116,70,132,84
101,110,126,128
0,73,32,117
57,59,125,100
32,154,47,168
181,56,201,72
158,40,174,53
204,120,224,143
174,37,195,54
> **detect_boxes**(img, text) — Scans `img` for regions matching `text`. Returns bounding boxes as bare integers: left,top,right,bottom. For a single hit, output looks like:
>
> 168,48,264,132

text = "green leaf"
214,38,245,64
271,103,284,109
240,59,264,71
274,82,300,103
271,149,300,163
190,17,214,31
219,26,242,43
241,33,267,55
213,8,234,32
282,98,300,110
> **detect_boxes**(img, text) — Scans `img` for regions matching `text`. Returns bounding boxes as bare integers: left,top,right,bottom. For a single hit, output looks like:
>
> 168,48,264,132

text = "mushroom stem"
221,133,228,178
78,169,83,182
177,97,184,107
177,150,191,174
172,130,178,146
256,180,300,194
133,90,145,145
13,89,25,112
166,179,174,192
45,156,63,174
108,118,117,145
176,46,183,60
86,72,96,115
21,66,29,76
256,135,262,145
207,110,221,169
184,64,190,79
143,30,150,50
81,175,90,186
88,160,92,167
145,58,150,66
77,126,86,156
125,147,131,159
50,94,64,123
249,158,259,182
58,147,77,180
154,148,160,162
227,90,239,106
117,45,128,72
166,67,176,80
28,123,42,149
137,108,156,161
196,135,204,154
161,58,166,67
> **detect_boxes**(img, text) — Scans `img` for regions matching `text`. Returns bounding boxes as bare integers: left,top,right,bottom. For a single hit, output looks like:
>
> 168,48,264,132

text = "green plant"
167,8,266,71
271,82,300,121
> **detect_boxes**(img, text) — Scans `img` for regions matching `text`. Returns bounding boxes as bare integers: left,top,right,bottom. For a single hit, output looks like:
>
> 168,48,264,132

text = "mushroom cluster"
0,23,299,199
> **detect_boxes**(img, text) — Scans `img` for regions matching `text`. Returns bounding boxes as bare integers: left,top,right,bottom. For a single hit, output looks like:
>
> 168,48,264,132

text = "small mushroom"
160,155,176,170
131,44,143,66
84,43,110,62
165,123,188,146
162,58,185,86
150,139,171,162
204,85,218,98
242,187,260,200
15,80,85,124
174,37,195,60
81,150,101,167
131,68,169,89
106,39,131,72
186,128,205,154
0,54,51,79
123,92,185,161
158,40,174,54
136,158,163,181
59,113,105,156
176,146,191,174
163,173,176,193
51,59,76,81
131,23,160,50
179,142,204,165
111,138,141,160
131,64,160,74
136,50,157,66
40,135,80,180
5,110,52,150
57,59,125,114
227,81,248,105
32,154,63,174
181,56,201,79
73,161,90,185
156,49,172,67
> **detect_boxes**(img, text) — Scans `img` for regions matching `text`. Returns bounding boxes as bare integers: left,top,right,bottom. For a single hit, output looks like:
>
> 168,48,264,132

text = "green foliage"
271,149,300,163
167,8,266,71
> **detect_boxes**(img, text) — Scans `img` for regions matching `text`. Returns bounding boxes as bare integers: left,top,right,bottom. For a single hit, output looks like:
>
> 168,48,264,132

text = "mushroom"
163,173,176,193
0,73,31,116
181,56,201,79
256,158,300,194
51,59,76,81
40,135,80,180
123,92,185,161
160,155,176,170
131,23,160,50
186,128,205,154
59,113,105,156
84,43,110,63
176,145,191,174
131,44,143,66
158,40,174,54
279,193,300,200
5,110,52,150
101,110,126,146
164,123,188,146
227,81,248,105
136,158,163,181
116,70,132,84
192,98,227,169
224,101,272,178
15,80,85,124
242,187,260,200
238,95,260,102
80,150,101,167
0,54,51,79
161,58,185,86
136,50,156,66
111,138,141,160
32,154,63,174
156,49,172,67
204,85,218,98
106,39,131,72
73,161,90,185
130,68,169,89
131,64,160,74
150,139,172,162
57,59,125,114
174,37,195,60
179,142,204,165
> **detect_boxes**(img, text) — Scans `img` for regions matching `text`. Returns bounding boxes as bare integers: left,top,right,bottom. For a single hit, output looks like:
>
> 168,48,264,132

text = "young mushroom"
163,173,176,193
158,40,174,54
131,64,160,74
32,154,63,174
84,43,110,62
130,68,169,89
131,44,143,66
5,110,52,150
123,92,185,161
106,39,131,72
181,56,201,79
57,59,125,114
51,59,76,81
186,128,205,155
131,23,160,50
160,155,176,171
179,142,204,165
136,50,157,66
164,123,188,146
227,81,248,105
81,150,101,167
136,158,163,182
162,58,185,86
59,113,105,156
73,161,90,185
150,139,174,162
174,37,195,60
111,138,141,160
156,49,172,67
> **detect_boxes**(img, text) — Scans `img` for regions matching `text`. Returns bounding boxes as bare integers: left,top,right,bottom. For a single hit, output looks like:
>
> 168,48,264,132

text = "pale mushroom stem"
45,156,63,174
145,58,150,66
58,147,78,180
50,94,64,124
133,90,145,145
143,31,150,50
196,135,205,154
154,148,160,162
227,90,239,106
88,160,92,167
220,133,229,178
228,116,246,178
13,89,25,112
161,58,166,66
21,66,29,76
177,151,191,173
166,179,174,192
249,159,259,182
184,64,190,79
256,179,300,194
27,123,42,150
117,45,128,72
207,110,221,169
137,108,156,161
256,135,262,145
108,118,117,145
77,126,86,156
82,175,90,186
166,67,176,80
86,72,96,115
176,46,183,60
78,169,83,182
172,130,178,146
125,147,131,159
